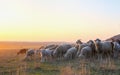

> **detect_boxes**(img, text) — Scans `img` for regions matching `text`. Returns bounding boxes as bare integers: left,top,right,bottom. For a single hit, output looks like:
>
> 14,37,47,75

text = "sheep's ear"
94,39,97,42
95,39,100,42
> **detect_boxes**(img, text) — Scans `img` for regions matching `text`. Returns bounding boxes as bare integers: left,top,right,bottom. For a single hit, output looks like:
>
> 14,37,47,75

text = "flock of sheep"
17,39,120,62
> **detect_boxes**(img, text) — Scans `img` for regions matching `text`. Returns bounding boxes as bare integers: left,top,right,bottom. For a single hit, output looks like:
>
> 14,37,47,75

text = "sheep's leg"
106,52,109,59
41,56,45,62
32,55,34,60
109,51,113,58
45,56,48,62
90,53,92,60
110,50,113,58
100,53,103,62
71,53,73,59
72,53,75,59
97,54,99,61
29,56,31,60
50,55,52,62
104,52,106,59
33,54,36,61
58,53,61,61
113,51,118,59
60,52,62,60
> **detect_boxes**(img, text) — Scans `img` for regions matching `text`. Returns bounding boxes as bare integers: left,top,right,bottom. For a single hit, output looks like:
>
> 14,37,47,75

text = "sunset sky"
0,0,120,42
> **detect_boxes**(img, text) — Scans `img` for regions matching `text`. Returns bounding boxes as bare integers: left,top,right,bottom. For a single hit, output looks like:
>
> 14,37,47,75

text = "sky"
0,0,120,42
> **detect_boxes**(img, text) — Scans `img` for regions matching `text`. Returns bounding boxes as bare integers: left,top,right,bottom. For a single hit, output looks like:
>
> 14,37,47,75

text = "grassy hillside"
106,34,120,41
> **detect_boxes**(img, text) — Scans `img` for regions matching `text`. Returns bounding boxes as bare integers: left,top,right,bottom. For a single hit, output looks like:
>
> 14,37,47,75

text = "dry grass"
1,48,120,75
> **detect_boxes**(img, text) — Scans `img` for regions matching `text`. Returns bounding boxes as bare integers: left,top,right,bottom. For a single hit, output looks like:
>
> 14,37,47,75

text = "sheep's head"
94,38,102,52
95,38,101,44
87,40,94,46
76,39,82,44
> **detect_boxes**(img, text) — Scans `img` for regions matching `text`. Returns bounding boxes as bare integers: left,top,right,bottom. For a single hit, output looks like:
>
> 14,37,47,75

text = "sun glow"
0,0,120,42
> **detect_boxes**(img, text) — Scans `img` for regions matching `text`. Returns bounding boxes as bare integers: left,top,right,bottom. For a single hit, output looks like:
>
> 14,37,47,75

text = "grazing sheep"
78,46,92,58
64,46,78,60
36,49,41,55
35,49,42,60
113,40,120,58
53,44,72,59
78,40,96,58
17,48,28,55
95,38,114,58
76,43,88,57
25,49,35,60
87,40,97,57
40,49,54,62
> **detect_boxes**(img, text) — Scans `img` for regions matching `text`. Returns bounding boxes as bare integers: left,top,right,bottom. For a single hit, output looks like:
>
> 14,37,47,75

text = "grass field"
0,43,120,75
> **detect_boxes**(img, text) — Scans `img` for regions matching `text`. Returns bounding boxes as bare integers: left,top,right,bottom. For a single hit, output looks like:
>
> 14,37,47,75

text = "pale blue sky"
0,0,120,42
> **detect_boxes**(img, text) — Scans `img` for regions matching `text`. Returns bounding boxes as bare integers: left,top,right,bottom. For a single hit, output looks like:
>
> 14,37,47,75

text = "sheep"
35,49,42,60
87,40,97,57
64,46,78,60
25,49,36,60
17,48,28,55
112,40,120,58
76,43,88,57
35,44,58,62
78,46,92,59
95,38,114,58
53,44,72,60
40,49,54,62
78,40,97,58
116,39,120,45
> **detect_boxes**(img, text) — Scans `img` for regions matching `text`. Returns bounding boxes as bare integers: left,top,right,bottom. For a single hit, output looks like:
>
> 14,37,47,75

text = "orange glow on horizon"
0,0,120,42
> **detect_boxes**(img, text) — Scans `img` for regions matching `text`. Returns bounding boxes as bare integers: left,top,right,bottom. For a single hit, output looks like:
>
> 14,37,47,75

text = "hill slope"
106,34,120,41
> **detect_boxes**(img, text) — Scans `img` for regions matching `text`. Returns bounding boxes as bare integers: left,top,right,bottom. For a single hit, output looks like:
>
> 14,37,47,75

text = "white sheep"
113,40,120,58
78,40,96,58
40,49,54,62
64,47,78,60
25,49,35,60
95,39,114,58
53,44,72,60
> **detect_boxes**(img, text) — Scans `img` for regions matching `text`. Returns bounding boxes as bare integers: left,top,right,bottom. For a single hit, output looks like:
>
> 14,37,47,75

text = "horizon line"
0,40,72,43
